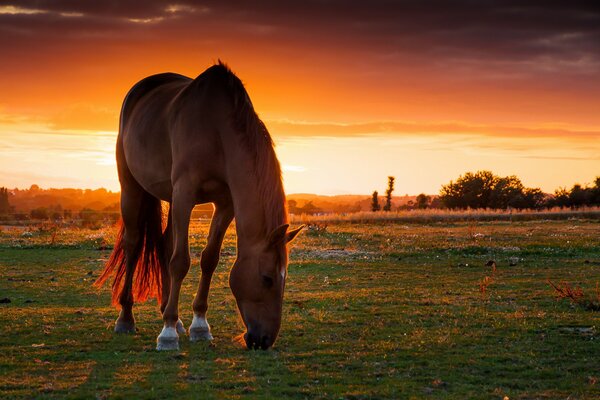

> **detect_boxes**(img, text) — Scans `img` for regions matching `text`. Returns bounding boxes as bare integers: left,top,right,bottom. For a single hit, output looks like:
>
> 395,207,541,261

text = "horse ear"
268,224,289,246
285,225,305,244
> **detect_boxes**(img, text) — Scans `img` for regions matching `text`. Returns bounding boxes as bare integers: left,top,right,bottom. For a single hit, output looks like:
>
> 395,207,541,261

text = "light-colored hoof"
156,337,179,351
114,319,135,334
156,326,179,351
189,328,213,342
189,314,213,342
176,319,186,335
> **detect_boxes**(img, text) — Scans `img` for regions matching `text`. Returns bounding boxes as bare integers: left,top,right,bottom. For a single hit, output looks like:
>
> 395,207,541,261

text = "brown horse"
95,61,303,350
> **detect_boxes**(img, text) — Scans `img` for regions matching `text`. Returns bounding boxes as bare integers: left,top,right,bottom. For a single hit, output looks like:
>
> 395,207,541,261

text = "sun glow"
0,3,598,194
1,111,599,194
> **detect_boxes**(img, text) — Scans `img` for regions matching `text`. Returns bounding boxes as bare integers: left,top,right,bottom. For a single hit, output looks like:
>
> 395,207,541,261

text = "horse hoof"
156,326,179,351
189,328,213,342
114,319,135,334
156,337,179,351
189,315,213,342
176,319,186,335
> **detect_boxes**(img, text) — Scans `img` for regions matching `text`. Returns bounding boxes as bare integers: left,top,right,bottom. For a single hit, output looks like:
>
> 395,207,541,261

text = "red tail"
94,195,166,307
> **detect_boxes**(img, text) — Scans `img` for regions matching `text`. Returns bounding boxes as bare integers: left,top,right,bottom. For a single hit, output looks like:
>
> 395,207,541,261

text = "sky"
0,1,599,195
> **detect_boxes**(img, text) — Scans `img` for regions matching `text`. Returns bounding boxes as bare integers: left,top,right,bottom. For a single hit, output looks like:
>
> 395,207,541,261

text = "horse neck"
224,141,286,249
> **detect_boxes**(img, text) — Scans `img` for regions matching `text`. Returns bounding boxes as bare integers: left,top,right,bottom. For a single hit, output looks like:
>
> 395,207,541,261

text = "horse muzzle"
244,330,273,350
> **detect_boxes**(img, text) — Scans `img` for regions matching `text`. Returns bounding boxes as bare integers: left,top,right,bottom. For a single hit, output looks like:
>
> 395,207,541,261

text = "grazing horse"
95,62,303,350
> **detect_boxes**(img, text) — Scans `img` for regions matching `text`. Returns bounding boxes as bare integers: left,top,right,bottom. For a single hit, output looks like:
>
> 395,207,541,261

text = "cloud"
0,1,598,77
0,5,46,15
267,119,600,141
0,105,117,132
3,102,600,145
2,100,600,147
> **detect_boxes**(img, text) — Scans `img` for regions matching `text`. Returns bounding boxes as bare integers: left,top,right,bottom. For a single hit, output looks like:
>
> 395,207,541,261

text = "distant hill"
2,186,429,215
7,185,120,213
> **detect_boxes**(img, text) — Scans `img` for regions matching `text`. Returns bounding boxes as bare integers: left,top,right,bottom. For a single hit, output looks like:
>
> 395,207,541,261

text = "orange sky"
1,2,599,195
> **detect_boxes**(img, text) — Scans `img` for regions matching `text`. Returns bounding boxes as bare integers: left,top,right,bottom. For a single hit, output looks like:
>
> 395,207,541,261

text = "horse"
95,61,303,351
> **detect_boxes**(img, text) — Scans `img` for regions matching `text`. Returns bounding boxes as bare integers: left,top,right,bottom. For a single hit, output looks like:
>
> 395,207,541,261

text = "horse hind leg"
114,189,144,333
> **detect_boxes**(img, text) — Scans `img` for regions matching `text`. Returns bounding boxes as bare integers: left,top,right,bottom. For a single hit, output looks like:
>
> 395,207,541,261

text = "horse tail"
131,193,166,305
94,193,166,307
94,73,181,308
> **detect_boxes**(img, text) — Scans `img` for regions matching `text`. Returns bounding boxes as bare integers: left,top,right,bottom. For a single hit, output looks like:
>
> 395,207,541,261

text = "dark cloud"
1,0,599,126
1,1,599,67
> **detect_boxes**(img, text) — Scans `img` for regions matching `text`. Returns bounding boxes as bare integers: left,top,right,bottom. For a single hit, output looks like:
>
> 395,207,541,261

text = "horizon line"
4,185,438,198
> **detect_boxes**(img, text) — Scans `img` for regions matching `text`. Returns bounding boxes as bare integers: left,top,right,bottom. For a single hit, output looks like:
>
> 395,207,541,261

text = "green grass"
1,220,599,399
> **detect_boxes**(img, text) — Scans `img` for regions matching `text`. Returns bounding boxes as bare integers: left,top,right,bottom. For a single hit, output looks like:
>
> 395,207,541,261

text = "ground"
0,219,599,399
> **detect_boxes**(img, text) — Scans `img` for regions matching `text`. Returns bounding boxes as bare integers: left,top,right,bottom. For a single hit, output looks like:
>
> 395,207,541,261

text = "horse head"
229,224,303,349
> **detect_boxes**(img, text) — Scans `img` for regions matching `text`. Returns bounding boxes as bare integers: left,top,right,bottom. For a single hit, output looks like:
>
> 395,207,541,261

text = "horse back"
119,66,243,204
119,73,192,200
120,73,190,133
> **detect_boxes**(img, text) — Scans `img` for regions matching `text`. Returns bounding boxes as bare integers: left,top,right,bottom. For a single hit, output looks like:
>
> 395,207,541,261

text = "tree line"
370,171,600,211
1,171,599,221
439,171,600,210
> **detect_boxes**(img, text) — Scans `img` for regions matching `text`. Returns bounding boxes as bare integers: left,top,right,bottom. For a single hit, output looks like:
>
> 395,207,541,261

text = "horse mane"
212,61,288,233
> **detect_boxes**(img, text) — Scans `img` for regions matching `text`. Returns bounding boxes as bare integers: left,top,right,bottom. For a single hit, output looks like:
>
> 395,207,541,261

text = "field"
1,218,599,399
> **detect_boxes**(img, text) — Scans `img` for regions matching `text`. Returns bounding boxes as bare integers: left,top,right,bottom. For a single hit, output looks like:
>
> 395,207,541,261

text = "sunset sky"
1,1,599,195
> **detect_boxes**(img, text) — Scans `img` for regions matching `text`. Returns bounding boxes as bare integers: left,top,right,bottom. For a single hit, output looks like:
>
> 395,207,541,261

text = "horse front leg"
160,207,186,336
156,188,194,351
190,201,234,342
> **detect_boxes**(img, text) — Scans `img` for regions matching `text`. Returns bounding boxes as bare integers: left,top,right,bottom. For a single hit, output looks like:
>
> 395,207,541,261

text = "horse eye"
262,275,274,288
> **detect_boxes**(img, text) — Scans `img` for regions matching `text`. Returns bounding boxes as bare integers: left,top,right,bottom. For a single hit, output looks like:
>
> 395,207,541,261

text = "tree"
287,199,299,214
552,187,570,208
548,178,600,208
416,193,430,209
299,201,321,215
30,207,49,220
371,191,381,212
594,177,600,205
490,175,524,209
439,170,544,210
383,176,395,211
568,184,587,208
523,188,547,209
439,171,497,209
80,208,103,226
0,187,10,215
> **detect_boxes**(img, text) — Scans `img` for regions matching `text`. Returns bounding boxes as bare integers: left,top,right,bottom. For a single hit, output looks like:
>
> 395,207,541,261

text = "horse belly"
122,128,173,201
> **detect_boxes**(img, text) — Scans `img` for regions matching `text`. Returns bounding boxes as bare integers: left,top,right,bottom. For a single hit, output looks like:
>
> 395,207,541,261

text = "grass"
289,206,600,224
1,219,599,399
